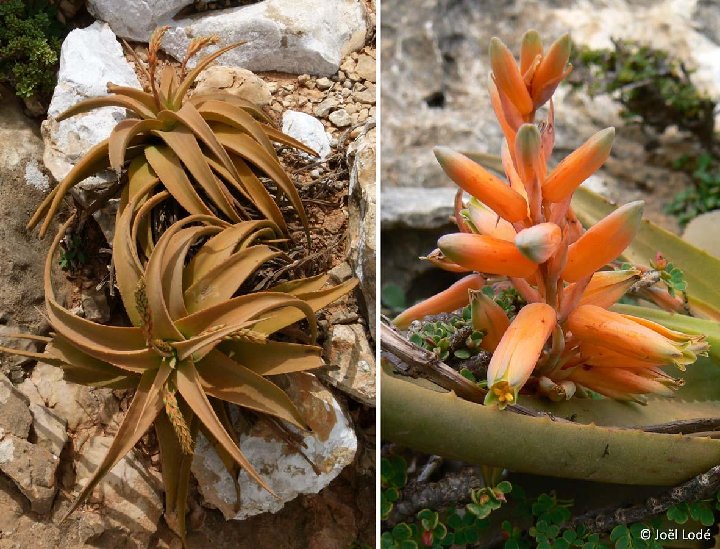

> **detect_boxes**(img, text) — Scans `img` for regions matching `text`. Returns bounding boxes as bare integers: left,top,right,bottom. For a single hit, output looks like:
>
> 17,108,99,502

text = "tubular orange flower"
434,147,528,222
575,268,642,308
485,303,556,408
520,30,543,77
515,222,561,264
438,233,538,278
489,37,534,116
466,199,517,241
469,289,511,351
542,127,615,203
530,33,572,108
392,273,485,329
566,304,706,368
421,248,471,273
566,365,678,402
561,200,644,282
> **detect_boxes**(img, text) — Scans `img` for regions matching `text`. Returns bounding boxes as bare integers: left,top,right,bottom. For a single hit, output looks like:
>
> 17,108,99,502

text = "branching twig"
568,464,720,533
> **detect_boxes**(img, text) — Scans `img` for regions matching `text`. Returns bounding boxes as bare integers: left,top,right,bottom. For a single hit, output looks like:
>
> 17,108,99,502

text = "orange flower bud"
576,268,641,308
393,273,485,329
485,303,556,407
515,223,561,263
467,199,517,241
561,201,643,282
489,37,534,116
434,147,528,223
542,127,615,203
567,365,677,401
469,289,510,352
531,33,572,107
566,304,704,369
520,30,543,76
422,248,471,273
439,233,539,278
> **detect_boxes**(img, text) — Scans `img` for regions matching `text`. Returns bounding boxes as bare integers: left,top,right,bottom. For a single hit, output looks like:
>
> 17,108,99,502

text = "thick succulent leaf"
155,402,197,541
382,371,720,486
214,129,309,233
113,179,158,325
47,219,158,370
184,245,283,312
190,93,272,123
254,279,357,336
572,187,720,317
197,100,279,159
197,350,306,428
269,274,329,294
160,103,248,190
108,118,164,172
612,304,720,358
183,220,279,286
55,94,156,121
62,364,170,520
154,128,240,222
260,123,319,156
48,336,137,388
28,139,111,236
158,225,221,320
158,66,179,107
144,144,216,218
220,340,323,375
175,292,316,342
106,84,158,112
175,360,273,494
208,154,289,234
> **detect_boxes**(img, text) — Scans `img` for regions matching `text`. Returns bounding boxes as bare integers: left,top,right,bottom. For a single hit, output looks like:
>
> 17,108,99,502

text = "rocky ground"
380,0,720,297
0,1,376,547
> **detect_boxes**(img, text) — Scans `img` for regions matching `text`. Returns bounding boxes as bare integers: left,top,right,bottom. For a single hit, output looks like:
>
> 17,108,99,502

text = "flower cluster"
394,31,708,408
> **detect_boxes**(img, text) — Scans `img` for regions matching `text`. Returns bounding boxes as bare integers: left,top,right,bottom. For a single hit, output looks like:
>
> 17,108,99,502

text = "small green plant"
381,455,409,521
58,234,88,271
407,306,484,362
569,39,715,146
665,153,720,227
0,0,65,100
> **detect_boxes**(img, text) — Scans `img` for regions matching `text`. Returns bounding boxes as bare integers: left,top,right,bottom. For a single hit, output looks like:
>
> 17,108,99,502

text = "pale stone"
281,111,331,159
86,0,190,42
161,0,368,76
0,374,32,439
192,374,357,520
321,324,375,405
193,66,272,106
0,434,58,513
28,403,68,458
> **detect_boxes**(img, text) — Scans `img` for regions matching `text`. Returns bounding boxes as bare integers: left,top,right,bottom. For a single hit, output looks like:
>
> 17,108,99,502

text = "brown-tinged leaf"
55,95,156,121
220,340,323,376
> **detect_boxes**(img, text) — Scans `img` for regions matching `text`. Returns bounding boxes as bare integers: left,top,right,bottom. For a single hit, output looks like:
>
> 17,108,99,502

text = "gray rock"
18,363,119,433
73,435,163,543
347,125,376,339
281,111,331,159
381,186,456,230
355,53,376,82
87,0,190,42
161,0,368,76
28,403,68,458
192,374,357,520
0,435,58,513
314,96,340,118
0,374,32,439
193,66,272,106
42,22,140,199
321,324,375,406
329,109,352,127
683,210,720,258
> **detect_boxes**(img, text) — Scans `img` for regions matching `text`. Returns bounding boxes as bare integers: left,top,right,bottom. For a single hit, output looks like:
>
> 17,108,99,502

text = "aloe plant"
29,27,315,239
383,30,720,487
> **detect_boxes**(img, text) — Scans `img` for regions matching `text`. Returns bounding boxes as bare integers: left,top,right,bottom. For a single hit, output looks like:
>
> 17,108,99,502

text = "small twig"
387,469,484,525
568,464,720,533
417,456,444,484
632,418,720,435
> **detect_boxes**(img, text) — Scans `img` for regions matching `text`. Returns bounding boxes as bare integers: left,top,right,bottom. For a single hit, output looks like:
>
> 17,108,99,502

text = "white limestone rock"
161,0,368,76
281,111,331,159
192,373,357,520
87,0,191,42
42,22,141,192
